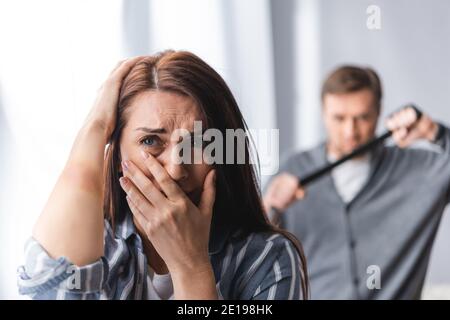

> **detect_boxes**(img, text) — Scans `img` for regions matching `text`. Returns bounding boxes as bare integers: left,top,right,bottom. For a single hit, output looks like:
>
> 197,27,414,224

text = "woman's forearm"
32,120,108,266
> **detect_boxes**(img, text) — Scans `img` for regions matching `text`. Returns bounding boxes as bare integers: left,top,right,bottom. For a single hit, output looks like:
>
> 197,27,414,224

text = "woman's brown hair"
103,50,309,299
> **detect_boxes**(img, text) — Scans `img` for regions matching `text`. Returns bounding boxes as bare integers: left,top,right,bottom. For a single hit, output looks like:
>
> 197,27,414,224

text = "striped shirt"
17,212,303,300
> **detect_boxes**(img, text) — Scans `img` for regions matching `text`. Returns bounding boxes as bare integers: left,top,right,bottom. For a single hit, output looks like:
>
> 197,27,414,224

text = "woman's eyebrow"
135,127,166,134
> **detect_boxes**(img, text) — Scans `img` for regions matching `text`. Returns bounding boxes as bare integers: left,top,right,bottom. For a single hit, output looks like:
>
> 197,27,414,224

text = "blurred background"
0,0,449,299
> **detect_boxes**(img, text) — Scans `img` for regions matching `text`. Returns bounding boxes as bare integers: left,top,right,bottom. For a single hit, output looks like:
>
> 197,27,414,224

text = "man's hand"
263,173,305,224
385,106,439,148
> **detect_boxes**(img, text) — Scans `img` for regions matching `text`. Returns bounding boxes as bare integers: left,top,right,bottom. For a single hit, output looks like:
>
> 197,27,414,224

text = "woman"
17,51,308,300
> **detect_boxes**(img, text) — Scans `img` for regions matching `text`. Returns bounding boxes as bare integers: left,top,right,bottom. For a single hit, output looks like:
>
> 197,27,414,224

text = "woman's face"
119,90,212,206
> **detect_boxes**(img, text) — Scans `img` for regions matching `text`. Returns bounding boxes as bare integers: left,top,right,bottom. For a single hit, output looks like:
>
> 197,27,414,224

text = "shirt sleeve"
17,237,109,300
236,234,304,300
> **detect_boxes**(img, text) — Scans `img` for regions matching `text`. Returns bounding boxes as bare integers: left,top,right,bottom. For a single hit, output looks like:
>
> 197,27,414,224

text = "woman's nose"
164,162,189,182
158,144,190,183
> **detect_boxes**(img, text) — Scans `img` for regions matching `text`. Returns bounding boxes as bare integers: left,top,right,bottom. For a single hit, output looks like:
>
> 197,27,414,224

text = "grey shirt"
277,124,450,299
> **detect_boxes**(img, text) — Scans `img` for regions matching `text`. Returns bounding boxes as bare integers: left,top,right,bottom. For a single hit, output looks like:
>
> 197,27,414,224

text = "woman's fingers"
108,59,126,76
110,56,145,84
87,56,146,138
140,151,187,200
125,194,150,233
121,160,166,206
119,176,156,220
198,169,216,217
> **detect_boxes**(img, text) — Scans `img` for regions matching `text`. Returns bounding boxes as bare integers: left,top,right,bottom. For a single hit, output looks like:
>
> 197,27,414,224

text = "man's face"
322,89,379,158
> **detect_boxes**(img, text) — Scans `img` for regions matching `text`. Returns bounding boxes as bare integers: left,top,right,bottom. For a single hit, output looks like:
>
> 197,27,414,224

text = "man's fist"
385,106,438,148
263,173,305,224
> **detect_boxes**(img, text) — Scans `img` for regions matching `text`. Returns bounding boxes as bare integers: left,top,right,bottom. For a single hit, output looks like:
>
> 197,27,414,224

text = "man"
264,65,448,299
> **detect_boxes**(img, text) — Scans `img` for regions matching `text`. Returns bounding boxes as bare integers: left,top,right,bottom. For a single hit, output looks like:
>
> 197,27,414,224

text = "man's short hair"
321,65,383,112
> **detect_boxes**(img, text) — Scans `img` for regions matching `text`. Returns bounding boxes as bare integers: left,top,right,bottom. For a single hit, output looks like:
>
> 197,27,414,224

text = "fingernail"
141,150,149,159
119,177,127,186
122,160,129,171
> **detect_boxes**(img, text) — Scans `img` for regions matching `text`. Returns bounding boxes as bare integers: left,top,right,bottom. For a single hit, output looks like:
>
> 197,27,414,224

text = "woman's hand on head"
31,58,146,266
119,150,217,276
85,56,144,138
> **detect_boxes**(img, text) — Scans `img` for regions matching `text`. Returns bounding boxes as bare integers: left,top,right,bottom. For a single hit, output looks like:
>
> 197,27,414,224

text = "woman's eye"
141,136,161,147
